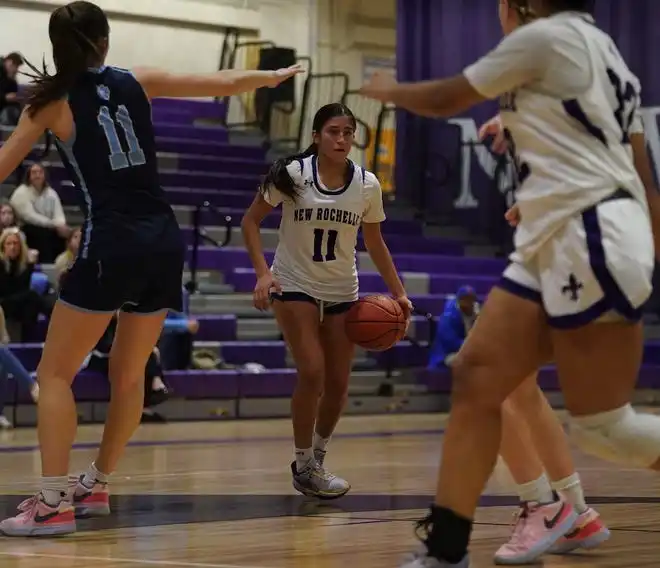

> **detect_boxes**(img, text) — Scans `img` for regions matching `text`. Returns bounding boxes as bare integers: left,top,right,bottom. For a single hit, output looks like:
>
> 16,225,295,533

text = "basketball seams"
345,294,407,351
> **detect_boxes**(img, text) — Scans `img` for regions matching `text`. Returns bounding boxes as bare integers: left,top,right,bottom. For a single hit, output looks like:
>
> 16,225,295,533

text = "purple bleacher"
223,268,494,295
154,138,264,160
151,98,225,116
49,164,260,192
179,209,422,235
417,365,660,394
14,96,658,412
165,370,238,399
175,156,267,176
8,362,660,405
153,123,228,142
29,313,433,344
180,247,501,276
386,253,506,275
31,313,237,344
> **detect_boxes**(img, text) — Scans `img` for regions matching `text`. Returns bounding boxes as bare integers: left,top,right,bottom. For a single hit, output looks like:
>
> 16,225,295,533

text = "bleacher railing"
216,29,387,168
186,202,233,295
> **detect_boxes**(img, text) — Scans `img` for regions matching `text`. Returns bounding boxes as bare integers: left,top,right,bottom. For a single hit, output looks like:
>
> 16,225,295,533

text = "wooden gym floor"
0,413,658,567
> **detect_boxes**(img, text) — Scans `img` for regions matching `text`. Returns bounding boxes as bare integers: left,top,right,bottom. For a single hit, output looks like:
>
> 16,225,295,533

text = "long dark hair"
25,1,109,117
260,103,357,201
22,162,51,189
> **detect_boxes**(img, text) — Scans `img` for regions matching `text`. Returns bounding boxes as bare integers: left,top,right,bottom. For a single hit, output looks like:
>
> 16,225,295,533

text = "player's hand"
359,72,398,103
394,295,413,323
478,115,508,154
504,204,521,227
254,272,282,311
268,65,305,88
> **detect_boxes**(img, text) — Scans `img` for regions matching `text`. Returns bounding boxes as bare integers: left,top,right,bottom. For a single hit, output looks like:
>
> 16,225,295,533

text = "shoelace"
17,493,40,513
311,460,336,481
507,504,530,545
18,477,84,513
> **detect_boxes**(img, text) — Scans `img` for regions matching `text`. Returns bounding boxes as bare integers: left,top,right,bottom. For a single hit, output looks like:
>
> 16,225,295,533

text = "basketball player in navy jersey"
0,0,302,536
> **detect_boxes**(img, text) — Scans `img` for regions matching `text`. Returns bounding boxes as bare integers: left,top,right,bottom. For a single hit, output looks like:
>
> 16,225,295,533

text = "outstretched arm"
0,105,52,184
359,23,552,117
134,65,304,99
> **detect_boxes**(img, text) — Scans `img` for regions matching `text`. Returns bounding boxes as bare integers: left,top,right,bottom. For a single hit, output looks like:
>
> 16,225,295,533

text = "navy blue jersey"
54,66,182,259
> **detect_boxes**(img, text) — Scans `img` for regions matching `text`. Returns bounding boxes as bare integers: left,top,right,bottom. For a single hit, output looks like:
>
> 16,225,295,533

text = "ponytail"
24,3,108,117
260,142,317,202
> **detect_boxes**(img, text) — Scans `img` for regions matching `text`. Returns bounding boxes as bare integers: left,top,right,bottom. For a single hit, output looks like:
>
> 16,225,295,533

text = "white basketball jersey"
464,12,647,262
263,155,385,302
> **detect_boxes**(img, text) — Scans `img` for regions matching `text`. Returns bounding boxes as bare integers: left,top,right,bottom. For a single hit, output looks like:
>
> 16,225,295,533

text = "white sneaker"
291,459,350,499
0,415,13,429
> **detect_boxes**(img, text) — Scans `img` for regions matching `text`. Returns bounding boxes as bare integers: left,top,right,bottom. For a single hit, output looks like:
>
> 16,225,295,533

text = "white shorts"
498,194,654,329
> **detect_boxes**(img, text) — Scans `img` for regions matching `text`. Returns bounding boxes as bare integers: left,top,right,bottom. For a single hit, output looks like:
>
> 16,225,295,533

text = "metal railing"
215,27,387,167
185,202,234,295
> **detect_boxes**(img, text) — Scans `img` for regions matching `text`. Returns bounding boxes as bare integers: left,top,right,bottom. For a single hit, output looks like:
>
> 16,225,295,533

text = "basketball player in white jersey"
241,103,411,499
360,0,660,566
477,116,610,564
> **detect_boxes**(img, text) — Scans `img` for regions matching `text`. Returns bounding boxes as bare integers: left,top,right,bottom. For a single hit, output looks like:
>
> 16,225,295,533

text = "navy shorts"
270,291,355,316
59,252,184,314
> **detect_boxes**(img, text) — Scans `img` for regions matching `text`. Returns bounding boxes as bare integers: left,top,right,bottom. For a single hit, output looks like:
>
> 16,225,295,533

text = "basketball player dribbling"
241,103,412,498
0,0,302,537
360,0,660,566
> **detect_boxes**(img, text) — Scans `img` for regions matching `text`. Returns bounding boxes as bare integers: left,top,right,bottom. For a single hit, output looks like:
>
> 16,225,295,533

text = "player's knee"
108,369,145,395
451,352,504,409
568,404,660,468
294,361,325,395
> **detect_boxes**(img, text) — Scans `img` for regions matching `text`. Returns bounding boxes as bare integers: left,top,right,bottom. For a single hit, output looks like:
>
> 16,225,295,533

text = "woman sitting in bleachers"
10,162,70,263
0,201,16,231
54,226,80,290
0,227,55,341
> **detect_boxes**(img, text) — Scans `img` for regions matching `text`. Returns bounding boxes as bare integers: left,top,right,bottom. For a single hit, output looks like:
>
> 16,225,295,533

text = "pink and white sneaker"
69,474,111,518
494,499,577,565
0,493,76,536
549,507,610,554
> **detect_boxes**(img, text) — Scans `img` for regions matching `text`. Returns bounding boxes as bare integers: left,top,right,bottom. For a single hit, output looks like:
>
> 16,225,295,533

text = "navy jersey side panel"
54,66,182,259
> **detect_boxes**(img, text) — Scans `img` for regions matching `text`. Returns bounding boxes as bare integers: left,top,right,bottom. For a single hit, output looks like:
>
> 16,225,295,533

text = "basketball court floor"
0,413,658,567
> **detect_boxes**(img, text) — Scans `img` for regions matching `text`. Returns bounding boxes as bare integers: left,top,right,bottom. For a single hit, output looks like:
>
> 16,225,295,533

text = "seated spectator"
0,227,55,341
54,226,81,289
428,286,480,370
82,314,171,422
0,201,17,231
10,162,70,263
0,305,39,429
159,287,198,370
0,52,23,128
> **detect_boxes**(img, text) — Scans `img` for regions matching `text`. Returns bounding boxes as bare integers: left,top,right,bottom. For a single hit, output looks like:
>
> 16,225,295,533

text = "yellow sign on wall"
367,126,396,194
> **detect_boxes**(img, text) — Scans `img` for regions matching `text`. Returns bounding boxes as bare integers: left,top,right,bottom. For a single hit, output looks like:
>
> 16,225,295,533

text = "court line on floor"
0,551,270,568
0,427,446,454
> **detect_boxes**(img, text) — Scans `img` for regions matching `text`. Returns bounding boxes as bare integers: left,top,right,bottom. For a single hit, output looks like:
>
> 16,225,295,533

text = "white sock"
81,462,110,488
294,447,313,471
517,473,554,504
41,476,68,506
551,473,588,514
313,432,331,453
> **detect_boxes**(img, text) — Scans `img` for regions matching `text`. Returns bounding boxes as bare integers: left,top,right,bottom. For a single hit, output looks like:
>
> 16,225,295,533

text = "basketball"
345,295,408,351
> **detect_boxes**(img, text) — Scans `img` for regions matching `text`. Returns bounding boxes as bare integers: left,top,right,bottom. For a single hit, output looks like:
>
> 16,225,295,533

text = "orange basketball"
345,295,407,351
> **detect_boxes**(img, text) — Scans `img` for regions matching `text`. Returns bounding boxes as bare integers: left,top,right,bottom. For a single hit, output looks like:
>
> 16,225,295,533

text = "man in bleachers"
0,52,23,127
428,285,480,369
